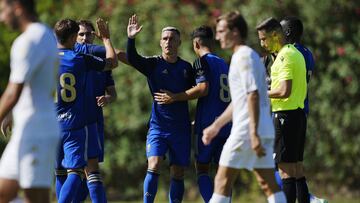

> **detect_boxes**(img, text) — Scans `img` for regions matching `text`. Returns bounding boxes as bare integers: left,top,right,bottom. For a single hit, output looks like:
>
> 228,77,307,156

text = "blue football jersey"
74,43,114,123
294,43,315,114
127,38,194,131
56,48,106,130
193,53,231,137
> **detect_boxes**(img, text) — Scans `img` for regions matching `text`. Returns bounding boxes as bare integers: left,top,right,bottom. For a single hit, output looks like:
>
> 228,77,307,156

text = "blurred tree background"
0,0,359,201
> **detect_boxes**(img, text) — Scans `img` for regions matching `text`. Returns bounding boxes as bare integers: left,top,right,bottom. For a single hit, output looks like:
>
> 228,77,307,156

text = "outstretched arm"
96,18,118,70
126,14,156,76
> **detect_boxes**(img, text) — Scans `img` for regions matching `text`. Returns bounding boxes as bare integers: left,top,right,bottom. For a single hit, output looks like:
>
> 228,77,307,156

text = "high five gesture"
127,14,143,39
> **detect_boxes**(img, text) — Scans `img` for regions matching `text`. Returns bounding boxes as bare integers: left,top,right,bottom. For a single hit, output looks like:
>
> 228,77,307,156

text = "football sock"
209,193,231,203
282,177,297,203
143,170,159,203
267,191,287,203
274,171,283,189
197,173,213,202
55,169,67,200
169,178,184,203
87,172,105,203
296,177,310,203
73,178,88,203
58,173,82,203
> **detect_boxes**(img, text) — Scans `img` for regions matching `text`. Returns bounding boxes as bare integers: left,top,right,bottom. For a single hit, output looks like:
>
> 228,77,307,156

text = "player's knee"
0,182,18,202
170,166,185,180
55,169,67,177
214,173,230,189
86,158,100,173
147,158,161,170
87,171,103,183
67,169,85,179
195,162,210,175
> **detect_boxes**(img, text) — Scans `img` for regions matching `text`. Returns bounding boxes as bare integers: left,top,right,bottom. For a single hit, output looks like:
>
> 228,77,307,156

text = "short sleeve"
192,57,208,84
83,54,106,71
277,54,293,81
9,37,42,83
237,56,258,93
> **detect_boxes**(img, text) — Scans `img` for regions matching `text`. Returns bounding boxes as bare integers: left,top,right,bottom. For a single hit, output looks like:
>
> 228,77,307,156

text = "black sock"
282,177,297,203
296,177,310,203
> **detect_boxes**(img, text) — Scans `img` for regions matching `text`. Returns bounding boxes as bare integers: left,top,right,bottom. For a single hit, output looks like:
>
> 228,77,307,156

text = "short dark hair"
280,16,303,43
5,0,37,16
216,11,248,40
54,19,79,44
191,25,213,47
256,17,282,33
78,19,95,31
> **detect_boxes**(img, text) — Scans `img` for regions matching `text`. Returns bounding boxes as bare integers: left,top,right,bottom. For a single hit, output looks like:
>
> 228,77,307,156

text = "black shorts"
273,108,306,163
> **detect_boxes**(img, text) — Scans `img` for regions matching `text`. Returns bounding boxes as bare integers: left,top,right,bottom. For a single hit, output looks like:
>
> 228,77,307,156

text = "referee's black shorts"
273,108,306,163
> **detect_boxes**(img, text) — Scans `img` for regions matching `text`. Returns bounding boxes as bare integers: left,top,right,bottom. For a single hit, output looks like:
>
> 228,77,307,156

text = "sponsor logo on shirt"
162,69,168,74
57,112,72,121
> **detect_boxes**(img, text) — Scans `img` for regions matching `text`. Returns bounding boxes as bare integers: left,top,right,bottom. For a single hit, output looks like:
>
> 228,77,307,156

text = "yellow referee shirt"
270,44,307,111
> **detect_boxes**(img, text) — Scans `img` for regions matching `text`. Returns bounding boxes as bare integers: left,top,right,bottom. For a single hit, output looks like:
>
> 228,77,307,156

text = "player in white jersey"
0,0,60,202
202,12,286,203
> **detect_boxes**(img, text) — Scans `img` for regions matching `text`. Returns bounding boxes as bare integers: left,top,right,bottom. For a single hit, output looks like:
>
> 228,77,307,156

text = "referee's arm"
268,80,292,98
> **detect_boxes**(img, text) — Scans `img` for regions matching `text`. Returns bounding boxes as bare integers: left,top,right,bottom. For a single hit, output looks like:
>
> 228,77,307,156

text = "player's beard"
9,14,20,30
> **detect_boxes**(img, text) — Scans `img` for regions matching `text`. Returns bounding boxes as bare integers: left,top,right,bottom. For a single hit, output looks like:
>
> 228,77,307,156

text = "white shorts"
0,131,60,188
219,137,275,170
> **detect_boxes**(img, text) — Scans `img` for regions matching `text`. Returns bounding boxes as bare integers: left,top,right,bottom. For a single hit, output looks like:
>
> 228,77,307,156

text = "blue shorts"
146,128,191,166
195,133,228,164
86,122,102,160
97,120,105,162
56,127,88,169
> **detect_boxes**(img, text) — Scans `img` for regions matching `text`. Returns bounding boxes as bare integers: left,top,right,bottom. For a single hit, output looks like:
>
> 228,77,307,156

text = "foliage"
0,0,359,200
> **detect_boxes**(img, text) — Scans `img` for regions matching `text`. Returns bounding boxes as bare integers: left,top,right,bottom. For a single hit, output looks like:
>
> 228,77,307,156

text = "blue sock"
275,171,283,189
169,178,184,203
73,178,88,203
197,173,213,202
55,173,67,200
58,173,82,203
143,170,159,203
87,172,105,203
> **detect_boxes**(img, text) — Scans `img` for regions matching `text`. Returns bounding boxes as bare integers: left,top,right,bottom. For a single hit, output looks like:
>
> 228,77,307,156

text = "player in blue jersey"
154,25,231,203
127,14,195,203
72,19,118,203
54,18,117,203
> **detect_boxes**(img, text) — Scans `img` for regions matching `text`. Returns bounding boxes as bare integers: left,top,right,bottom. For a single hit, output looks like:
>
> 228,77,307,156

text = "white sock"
209,193,231,203
267,191,287,203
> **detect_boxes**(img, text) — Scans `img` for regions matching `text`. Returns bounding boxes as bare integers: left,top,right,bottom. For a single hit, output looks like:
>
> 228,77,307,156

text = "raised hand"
127,14,143,39
96,18,110,40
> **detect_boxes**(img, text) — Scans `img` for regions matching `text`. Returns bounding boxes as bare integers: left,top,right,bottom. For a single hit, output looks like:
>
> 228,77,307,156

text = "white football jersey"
228,45,274,140
9,22,59,134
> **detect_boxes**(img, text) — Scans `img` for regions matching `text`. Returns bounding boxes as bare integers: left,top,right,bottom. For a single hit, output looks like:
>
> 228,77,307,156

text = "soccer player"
154,25,231,203
0,0,60,202
257,17,308,203
127,14,194,203
202,11,287,203
70,19,118,203
54,18,117,203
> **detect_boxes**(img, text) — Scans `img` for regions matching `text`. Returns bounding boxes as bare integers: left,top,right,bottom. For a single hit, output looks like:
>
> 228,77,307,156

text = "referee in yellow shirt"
257,18,309,203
